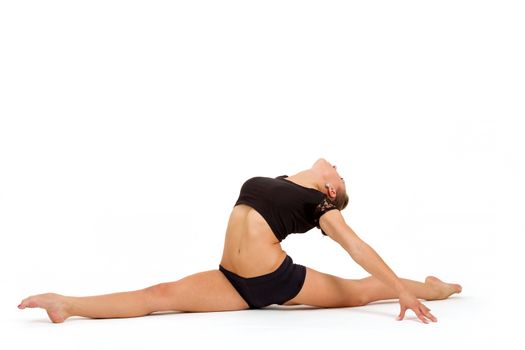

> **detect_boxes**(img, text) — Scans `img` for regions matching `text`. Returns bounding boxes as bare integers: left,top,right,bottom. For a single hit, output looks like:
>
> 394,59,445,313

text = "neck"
291,169,327,195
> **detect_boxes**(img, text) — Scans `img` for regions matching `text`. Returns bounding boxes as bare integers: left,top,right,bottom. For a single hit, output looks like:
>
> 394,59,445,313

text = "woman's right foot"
425,276,462,300
18,293,71,323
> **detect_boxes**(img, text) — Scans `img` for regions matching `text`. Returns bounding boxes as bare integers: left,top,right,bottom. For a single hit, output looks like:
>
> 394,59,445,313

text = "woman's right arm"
319,210,433,323
320,210,406,293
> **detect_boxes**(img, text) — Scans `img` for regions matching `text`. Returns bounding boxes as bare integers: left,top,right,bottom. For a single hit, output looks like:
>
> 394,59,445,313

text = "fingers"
397,306,407,321
398,303,438,324
422,305,438,323
415,308,429,324
415,305,437,324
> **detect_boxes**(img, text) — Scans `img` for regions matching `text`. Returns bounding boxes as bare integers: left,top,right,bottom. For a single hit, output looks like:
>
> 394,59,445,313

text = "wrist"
394,281,407,295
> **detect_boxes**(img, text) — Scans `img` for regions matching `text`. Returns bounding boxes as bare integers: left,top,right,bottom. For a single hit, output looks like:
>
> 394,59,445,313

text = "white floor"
2,292,512,350
2,1,524,349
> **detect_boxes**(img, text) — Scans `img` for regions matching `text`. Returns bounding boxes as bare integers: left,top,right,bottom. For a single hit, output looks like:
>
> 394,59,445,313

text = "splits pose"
19,158,461,323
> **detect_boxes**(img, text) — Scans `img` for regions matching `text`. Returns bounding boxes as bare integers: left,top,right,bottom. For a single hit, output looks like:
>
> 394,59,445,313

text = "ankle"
62,296,75,316
425,282,446,300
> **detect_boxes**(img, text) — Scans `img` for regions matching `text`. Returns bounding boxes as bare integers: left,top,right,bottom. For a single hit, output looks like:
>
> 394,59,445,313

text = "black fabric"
234,175,339,241
219,255,307,309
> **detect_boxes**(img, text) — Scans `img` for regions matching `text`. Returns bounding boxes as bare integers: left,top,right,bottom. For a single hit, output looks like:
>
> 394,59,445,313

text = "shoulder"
314,197,339,216
318,209,352,241
313,197,340,231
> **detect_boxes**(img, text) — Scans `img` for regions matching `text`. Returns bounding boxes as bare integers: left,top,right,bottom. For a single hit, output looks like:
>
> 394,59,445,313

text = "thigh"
146,270,250,312
283,267,367,308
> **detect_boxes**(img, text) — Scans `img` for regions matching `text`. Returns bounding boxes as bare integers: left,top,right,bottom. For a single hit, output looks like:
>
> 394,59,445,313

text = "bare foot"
425,276,462,300
18,293,71,323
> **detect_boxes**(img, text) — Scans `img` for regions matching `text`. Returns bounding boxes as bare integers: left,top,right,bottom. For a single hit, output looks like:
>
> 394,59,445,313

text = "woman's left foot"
18,293,71,323
425,276,462,300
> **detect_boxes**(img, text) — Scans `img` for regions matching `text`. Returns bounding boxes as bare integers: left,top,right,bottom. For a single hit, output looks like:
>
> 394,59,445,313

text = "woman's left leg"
18,269,249,323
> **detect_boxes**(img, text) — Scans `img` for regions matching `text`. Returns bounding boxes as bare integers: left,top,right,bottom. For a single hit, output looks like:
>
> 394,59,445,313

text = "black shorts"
219,255,307,309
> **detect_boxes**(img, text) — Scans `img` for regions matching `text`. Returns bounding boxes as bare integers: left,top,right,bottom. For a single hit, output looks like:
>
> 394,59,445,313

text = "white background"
1,1,524,349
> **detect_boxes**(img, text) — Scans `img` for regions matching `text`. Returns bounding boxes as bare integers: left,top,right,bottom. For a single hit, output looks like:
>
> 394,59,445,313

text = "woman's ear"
325,183,337,199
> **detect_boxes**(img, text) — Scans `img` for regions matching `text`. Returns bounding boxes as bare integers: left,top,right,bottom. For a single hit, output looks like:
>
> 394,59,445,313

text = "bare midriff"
219,204,287,278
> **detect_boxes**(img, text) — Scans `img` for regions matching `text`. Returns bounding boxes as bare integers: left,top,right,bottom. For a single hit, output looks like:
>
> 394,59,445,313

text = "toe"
18,298,29,309
20,297,38,309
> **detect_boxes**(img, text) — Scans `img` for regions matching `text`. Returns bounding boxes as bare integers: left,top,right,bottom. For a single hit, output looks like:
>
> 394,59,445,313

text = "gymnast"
18,158,461,323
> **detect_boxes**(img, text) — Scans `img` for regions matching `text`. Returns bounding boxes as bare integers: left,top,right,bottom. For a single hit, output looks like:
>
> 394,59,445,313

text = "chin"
314,158,330,167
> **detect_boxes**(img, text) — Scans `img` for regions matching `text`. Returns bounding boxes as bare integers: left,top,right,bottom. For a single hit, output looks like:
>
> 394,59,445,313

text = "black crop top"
234,175,339,241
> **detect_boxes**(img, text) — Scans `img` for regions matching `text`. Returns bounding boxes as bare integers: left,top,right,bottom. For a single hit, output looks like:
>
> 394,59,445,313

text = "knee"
353,294,370,307
144,282,173,301
345,283,371,307
342,280,371,307
334,294,368,308
340,292,368,307
143,282,179,312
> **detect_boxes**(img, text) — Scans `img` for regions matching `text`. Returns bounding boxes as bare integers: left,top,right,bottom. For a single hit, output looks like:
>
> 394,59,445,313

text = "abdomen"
220,204,287,277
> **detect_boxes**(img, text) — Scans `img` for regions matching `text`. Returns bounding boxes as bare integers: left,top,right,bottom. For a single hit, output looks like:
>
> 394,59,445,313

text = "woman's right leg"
18,270,249,323
284,267,462,308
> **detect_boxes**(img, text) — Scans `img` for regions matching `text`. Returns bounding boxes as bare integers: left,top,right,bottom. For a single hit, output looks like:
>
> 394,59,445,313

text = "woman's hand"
397,290,437,324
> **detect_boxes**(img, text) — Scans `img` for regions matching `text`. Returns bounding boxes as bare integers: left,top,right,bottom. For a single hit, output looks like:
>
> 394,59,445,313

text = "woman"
18,158,461,324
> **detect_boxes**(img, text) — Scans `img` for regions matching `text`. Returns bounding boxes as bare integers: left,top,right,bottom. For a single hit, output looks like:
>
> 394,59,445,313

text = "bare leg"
18,290,150,323
286,267,462,308
358,275,462,304
18,270,249,323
